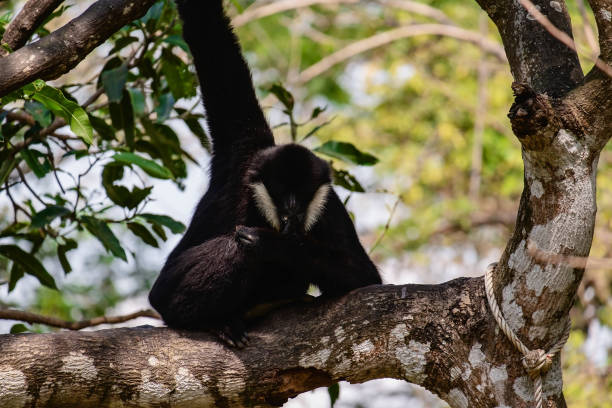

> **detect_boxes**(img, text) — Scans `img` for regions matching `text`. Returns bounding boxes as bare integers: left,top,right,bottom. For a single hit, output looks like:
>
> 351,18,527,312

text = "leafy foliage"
0,0,191,292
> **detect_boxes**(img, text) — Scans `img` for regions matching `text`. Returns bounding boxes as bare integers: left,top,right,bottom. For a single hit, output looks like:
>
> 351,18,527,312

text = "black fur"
149,0,381,345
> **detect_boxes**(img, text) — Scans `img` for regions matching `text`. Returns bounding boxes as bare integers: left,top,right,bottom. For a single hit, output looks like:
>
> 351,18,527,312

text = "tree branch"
588,0,612,61
0,0,156,98
0,308,160,330
0,280,558,407
0,0,64,57
296,23,507,84
476,0,583,96
232,0,359,28
518,0,612,77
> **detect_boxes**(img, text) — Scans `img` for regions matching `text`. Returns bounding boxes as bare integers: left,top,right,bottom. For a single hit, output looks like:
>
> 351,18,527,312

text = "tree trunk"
1,0,611,407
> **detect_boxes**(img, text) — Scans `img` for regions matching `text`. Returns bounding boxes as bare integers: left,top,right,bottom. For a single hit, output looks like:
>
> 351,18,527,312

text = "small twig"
16,165,47,206
0,308,161,330
379,0,456,25
469,12,489,202
369,195,401,254
4,179,31,221
232,0,358,27
527,241,612,269
517,0,612,77
297,23,507,83
575,0,600,60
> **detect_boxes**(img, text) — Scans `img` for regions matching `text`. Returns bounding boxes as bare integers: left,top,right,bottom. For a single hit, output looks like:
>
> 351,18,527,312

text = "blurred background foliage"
0,0,610,406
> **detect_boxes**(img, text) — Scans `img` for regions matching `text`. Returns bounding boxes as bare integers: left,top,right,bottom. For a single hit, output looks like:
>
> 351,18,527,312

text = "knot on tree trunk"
508,82,560,148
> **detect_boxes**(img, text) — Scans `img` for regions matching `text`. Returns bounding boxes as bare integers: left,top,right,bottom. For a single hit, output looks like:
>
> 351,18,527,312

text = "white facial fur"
251,182,281,231
251,182,331,232
304,183,330,231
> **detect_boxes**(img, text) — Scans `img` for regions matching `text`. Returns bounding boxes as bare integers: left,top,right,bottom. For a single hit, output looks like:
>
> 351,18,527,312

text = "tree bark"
0,279,528,408
1,0,612,407
0,0,157,97
0,0,64,57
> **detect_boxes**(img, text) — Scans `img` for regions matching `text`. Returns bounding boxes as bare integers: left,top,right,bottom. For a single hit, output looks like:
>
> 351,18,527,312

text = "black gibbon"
149,0,381,347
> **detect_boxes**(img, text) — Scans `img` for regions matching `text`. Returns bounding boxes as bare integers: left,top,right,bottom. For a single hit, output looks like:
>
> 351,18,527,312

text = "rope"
484,263,571,408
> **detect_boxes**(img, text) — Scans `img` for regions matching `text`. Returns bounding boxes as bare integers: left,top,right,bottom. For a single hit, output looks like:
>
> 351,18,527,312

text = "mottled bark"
0,0,64,57
476,0,583,96
0,279,544,408
0,0,157,97
1,0,611,407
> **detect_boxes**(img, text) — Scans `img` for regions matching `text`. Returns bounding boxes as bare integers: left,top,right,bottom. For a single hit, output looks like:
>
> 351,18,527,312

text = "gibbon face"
247,144,332,234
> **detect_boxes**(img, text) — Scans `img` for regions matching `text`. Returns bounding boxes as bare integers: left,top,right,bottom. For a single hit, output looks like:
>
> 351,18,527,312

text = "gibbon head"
247,144,332,234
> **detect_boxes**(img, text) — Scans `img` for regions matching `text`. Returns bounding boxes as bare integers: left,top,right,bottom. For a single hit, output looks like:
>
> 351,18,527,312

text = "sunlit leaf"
26,83,93,144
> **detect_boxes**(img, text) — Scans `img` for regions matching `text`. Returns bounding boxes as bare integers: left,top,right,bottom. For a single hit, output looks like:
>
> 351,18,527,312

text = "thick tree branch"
476,0,583,96
0,280,564,408
0,308,160,330
0,0,64,57
0,0,156,98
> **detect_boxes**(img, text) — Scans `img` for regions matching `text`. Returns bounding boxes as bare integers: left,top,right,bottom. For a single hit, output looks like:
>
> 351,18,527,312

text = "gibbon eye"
281,215,289,223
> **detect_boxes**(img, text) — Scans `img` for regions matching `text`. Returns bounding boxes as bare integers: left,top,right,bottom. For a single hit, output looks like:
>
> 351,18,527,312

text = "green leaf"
140,213,186,234
31,205,70,228
89,114,115,141
8,263,24,292
150,222,167,241
127,222,159,248
0,155,17,186
24,100,52,127
112,152,173,179
102,163,153,209
314,141,379,166
80,216,127,261
155,92,175,122
328,383,340,407
101,65,128,103
161,49,194,100
109,89,134,147
184,116,210,152
163,35,190,53
128,88,146,116
109,36,138,55
27,83,93,144
333,168,365,192
10,323,30,334
57,238,77,274
311,105,327,120
268,83,294,112
0,244,57,289
20,148,50,178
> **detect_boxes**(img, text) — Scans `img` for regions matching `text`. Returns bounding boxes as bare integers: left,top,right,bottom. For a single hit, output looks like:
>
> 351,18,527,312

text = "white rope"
484,263,571,408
